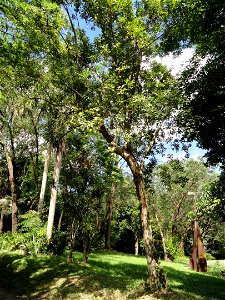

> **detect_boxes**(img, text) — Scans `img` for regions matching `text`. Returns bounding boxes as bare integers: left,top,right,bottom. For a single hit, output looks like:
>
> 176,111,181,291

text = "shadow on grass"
161,265,225,300
0,251,147,299
1,251,225,300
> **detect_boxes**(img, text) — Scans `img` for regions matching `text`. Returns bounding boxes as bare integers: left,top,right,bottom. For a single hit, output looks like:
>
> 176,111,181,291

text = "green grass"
0,250,224,299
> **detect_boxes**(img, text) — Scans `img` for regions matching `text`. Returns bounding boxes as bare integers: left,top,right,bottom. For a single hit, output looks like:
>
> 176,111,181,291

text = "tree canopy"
162,0,225,166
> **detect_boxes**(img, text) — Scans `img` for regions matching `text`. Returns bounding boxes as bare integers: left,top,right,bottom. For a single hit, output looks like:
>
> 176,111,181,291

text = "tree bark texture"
132,168,167,291
105,182,116,250
58,209,64,232
0,208,5,233
47,139,64,241
38,142,52,219
134,233,139,256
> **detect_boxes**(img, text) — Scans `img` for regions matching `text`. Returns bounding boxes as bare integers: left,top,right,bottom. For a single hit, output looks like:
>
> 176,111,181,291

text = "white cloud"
142,48,195,76
155,48,195,76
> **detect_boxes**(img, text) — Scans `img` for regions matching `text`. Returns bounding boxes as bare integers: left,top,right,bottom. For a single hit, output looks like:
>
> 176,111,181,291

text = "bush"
48,231,68,255
0,232,24,251
166,236,183,260
17,211,48,256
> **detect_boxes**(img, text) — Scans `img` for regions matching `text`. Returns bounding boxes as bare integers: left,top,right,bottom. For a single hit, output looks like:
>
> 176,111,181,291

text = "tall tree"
73,0,181,291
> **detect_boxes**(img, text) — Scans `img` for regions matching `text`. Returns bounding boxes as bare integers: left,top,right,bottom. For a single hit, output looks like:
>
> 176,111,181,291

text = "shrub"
18,211,47,256
48,231,68,255
166,236,183,260
0,232,24,251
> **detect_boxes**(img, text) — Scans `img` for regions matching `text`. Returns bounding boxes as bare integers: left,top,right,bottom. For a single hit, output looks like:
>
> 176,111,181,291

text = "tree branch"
140,124,162,170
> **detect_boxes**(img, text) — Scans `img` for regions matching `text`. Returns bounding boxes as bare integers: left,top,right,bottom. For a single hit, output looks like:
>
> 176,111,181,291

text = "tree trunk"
0,128,18,233
38,142,52,219
99,125,167,292
153,203,169,261
83,233,91,263
0,208,5,233
68,241,74,263
6,152,18,233
47,139,64,241
0,168,2,198
134,232,139,255
133,170,167,291
58,209,64,232
68,217,79,263
105,182,116,250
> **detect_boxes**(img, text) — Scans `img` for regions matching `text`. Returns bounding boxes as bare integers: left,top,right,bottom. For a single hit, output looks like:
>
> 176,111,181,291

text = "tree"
0,0,68,231
198,171,225,259
162,0,225,166
57,131,114,262
151,159,217,259
38,142,52,218
46,139,64,241
1,0,93,238
73,0,182,291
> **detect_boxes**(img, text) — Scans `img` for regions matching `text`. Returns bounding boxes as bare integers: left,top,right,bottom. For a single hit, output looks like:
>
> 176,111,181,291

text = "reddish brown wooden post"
190,220,207,272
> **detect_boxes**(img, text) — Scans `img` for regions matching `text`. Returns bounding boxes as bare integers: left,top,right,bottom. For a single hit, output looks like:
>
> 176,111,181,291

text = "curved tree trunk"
100,124,167,292
38,142,52,218
132,168,167,291
47,139,64,241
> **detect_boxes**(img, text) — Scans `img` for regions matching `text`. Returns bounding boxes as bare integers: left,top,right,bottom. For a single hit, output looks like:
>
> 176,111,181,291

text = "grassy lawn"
0,250,224,299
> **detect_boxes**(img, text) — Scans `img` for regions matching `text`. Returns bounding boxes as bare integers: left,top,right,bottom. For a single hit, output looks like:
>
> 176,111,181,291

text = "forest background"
0,0,225,294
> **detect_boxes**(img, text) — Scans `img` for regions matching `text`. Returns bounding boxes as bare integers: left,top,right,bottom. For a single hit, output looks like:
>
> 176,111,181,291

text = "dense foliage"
0,0,225,294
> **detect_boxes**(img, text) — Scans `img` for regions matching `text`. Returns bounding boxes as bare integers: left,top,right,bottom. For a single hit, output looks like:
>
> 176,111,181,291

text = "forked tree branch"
140,123,162,170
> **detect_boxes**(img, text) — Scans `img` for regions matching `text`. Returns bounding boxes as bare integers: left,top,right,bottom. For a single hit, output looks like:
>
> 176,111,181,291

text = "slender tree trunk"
105,182,116,250
47,139,64,241
0,129,18,233
58,209,64,232
0,169,4,233
68,217,79,263
6,152,18,233
38,142,52,218
83,234,91,263
0,168,2,198
0,208,5,233
152,203,169,261
33,122,39,191
68,241,74,263
134,232,139,255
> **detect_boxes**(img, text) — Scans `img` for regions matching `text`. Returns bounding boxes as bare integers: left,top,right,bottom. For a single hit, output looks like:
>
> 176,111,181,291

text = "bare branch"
140,124,162,170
